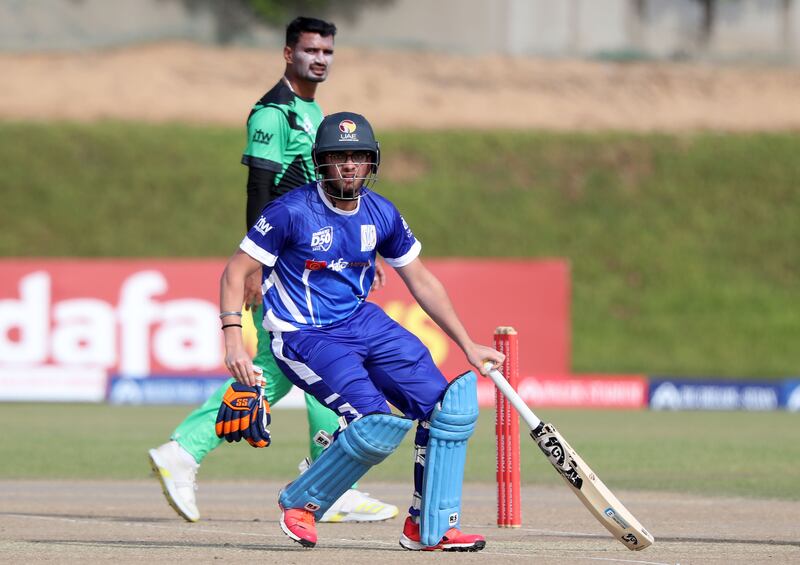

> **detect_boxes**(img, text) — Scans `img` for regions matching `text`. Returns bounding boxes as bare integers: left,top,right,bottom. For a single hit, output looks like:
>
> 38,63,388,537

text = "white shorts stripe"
263,309,298,332
271,331,322,385
337,402,360,417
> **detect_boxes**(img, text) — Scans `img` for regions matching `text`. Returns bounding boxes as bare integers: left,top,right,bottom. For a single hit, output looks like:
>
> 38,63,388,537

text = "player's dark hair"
285,17,337,47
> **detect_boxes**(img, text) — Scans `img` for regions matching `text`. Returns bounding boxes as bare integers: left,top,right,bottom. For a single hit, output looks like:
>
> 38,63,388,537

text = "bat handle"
483,362,543,431
253,365,266,394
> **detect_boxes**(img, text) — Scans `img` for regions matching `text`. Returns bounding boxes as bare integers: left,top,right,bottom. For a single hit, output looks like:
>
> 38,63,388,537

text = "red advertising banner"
0,259,570,397
476,375,648,409
369,258,570,377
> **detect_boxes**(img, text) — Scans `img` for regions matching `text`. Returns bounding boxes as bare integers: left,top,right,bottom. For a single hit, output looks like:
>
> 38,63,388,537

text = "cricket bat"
485,364,654,551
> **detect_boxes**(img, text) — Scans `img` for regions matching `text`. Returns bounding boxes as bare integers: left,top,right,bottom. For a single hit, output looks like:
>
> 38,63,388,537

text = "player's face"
285,32,334,83
322,151,372,198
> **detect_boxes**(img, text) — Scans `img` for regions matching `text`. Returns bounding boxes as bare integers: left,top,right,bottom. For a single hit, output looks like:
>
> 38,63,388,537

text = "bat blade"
485,365,653,551
531,422,654,551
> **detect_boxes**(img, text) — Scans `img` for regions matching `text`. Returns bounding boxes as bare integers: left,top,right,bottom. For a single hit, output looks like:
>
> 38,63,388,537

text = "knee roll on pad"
279,413,412,519
420,371,479,546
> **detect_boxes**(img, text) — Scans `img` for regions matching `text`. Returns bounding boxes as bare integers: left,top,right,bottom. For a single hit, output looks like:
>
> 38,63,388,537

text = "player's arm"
395,257,503,374
221,249,265,386
246,167,277,230
244,167,277,311
242,105,288,229
242,107,286,308
371,258,387,291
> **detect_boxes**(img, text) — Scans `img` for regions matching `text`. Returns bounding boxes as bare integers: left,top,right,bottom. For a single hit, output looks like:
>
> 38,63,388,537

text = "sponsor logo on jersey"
304,259,327,271
253,217,273,236
302,114,315,135
323,258,371,272
327,258,349,272
252,129,273,145
400,215,414,238
311,226,333,251
361,225,377,251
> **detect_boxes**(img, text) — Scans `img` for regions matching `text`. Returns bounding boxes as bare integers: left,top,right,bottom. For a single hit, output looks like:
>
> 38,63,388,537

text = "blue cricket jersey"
240,182,421,331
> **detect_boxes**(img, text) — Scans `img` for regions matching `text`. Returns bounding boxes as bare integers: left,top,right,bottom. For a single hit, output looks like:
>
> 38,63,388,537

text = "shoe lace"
299,510,315,525
349,489,375,502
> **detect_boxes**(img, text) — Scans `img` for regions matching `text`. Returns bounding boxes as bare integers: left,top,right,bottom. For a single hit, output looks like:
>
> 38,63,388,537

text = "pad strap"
279,413,412,519
420,371,479,546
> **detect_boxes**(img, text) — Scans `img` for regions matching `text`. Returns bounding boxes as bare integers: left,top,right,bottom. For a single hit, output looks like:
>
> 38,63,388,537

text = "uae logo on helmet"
339,120,357,133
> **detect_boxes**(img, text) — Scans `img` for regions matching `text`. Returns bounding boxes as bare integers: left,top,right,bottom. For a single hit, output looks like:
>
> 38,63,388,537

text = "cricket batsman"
217,112,504,550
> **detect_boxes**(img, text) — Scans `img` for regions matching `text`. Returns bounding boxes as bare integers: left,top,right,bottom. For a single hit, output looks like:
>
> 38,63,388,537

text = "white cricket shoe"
148,441,200,522
319,489,399,523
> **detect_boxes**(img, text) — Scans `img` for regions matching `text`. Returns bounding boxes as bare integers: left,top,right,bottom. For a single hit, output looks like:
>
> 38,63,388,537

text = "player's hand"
371,260,387,291
244,270,262,312
465,343,505,376
224,346,262,386
215,378,271,447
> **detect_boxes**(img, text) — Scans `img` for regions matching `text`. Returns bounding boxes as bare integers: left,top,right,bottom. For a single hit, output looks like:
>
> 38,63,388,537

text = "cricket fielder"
219,112,504,550
148,17,392,525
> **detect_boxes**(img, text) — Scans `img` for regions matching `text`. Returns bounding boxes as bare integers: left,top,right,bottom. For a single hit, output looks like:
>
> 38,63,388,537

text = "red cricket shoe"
399,516,486,552
279,506,317,548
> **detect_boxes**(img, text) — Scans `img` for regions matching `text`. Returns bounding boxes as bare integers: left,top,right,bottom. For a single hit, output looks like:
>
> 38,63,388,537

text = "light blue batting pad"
419,371,479,546
279,413,412,519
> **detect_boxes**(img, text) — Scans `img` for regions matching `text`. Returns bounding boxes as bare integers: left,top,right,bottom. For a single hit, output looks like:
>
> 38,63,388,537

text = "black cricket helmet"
312,111,380,200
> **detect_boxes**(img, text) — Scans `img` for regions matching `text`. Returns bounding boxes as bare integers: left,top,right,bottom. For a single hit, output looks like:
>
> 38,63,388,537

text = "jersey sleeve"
377,206,421,268
239,201,291,267
241,106,288,173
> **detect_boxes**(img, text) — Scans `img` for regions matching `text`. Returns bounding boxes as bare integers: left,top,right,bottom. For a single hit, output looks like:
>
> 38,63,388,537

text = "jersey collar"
316,182,361,216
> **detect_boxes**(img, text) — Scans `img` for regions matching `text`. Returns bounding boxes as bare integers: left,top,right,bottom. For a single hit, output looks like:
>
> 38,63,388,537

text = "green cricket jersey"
241,79,324,197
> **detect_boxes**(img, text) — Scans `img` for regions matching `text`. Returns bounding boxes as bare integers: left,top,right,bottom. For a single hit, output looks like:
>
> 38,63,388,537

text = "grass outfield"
2,122,798,377
1,403,797,500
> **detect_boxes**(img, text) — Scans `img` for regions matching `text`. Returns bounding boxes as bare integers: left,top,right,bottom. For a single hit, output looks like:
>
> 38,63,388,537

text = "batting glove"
215,381,271,447
245,398,271,448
